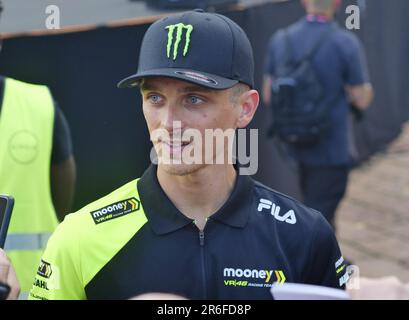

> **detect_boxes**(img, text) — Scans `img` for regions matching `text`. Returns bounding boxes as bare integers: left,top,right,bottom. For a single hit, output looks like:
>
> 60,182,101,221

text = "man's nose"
161,103,181,132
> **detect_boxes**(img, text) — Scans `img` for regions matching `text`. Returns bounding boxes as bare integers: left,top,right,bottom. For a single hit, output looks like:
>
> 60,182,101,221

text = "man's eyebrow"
178,86,212,94
140,82,157,92
140,81,212,94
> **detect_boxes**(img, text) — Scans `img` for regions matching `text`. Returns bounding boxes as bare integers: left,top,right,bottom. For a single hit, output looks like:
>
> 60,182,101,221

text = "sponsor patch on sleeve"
90,197,140,225
335,256,349,287
33,259,60,292
37,259,53,278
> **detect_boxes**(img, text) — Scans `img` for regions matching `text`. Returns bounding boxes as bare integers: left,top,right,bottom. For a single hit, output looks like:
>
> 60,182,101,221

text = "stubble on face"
142,78,247,177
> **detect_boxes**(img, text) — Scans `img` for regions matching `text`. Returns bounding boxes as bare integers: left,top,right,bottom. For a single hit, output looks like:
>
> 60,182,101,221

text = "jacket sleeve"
28,214,86,300
303,213,349,289
343,32,370,85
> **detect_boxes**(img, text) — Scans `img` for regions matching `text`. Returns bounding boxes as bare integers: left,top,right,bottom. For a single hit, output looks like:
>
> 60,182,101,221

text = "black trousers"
299,165,349,230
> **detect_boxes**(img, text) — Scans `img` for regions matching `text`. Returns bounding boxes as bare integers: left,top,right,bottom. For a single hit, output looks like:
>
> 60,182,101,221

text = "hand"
350,103,364,121
347,276,409,300
0,248,20,300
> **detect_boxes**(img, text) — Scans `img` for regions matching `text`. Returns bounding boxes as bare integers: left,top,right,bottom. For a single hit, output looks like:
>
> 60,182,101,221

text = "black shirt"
30,165,348,300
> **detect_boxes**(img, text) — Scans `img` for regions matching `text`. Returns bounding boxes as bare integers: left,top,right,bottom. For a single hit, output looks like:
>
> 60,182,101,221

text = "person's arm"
29,216,86,300
343,33,374,111
348,276,409,300
50,104,76,221
262,75,273,107
263,34,278,107
345,83,373,110
0,249,20,300
51,156,76,221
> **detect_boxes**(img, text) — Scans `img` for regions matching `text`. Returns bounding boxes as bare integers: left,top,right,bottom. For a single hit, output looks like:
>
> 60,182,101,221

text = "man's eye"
186,96,204,105
147,94,163,104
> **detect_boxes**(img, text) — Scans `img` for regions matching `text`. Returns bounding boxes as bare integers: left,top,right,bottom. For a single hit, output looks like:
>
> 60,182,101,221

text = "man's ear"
236,90,259,129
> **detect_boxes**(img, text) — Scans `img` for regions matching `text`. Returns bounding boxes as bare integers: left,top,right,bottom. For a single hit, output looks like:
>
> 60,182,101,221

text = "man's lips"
162,141,190,147
156,137,193,146
159,140,193,154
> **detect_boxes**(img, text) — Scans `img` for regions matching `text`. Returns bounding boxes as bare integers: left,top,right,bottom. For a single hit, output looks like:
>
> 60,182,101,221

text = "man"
29,9,348,300
0,1,76,296
263,0,373,229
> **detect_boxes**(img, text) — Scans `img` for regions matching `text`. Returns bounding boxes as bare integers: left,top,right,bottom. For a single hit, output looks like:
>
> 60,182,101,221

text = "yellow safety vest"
0,77,58,296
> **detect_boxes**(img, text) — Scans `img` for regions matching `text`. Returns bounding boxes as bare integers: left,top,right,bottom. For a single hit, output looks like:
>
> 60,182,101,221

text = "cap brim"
117,68,238,90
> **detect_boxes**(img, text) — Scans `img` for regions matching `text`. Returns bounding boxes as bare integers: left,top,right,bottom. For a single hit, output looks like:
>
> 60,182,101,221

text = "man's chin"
158,162,205,176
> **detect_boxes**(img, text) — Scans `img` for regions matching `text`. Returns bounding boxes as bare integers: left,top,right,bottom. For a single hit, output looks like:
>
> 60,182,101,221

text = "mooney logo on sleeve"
90,198,140,224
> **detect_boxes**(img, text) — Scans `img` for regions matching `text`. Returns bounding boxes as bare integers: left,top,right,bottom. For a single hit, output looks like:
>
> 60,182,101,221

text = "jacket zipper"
199,229,207,299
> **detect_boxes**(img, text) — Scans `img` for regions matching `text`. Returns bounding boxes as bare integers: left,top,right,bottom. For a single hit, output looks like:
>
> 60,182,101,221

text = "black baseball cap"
117,9,254,90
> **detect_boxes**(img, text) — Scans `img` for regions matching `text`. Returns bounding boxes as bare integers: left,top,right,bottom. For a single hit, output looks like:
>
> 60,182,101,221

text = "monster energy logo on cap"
165,23,193,60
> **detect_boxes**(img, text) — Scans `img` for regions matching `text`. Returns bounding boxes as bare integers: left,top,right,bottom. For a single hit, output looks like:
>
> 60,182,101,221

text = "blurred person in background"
263,0,373,231
0,0,76,298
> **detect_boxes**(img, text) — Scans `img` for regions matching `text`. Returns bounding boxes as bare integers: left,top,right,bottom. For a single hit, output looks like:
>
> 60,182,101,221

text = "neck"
306,9,334,21
157,164,237,230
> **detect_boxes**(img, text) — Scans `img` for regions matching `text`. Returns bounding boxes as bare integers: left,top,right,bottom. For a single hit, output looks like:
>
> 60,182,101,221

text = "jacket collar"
137,165,254,235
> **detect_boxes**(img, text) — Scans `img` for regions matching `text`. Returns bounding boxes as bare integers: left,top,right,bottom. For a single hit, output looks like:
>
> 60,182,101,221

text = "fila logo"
257,198,297,225
165,23,193,60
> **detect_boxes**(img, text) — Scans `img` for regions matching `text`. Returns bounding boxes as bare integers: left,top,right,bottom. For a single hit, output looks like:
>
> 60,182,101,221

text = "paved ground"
336,122,409,282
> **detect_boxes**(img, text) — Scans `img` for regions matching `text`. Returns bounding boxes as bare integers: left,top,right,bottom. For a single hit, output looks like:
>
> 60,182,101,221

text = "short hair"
229,83,250,105
307,0,335,11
